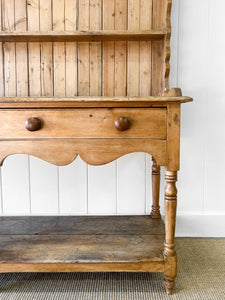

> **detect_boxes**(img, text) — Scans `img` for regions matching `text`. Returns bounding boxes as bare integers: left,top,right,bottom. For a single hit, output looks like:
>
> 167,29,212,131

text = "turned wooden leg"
164,170,177,295
150,157,161,219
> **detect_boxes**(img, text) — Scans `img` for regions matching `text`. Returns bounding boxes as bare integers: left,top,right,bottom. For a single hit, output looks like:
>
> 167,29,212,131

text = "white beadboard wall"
0,0,225,237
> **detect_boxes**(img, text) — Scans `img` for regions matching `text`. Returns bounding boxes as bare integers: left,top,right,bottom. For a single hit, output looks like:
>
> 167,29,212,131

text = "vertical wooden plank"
117,153,146,215
53,0,66,97
27,0,41,96
3,42,16,97
65,0,77,96
103,0,115,96
3,0,14,30
78,0,90,95
40,0,53,96
152,0,166,95
3,0,16,97
115,0,127,96
90,0,102,95
140,0,152,96
127,0,140,96
15,0,28,96
152,0,167,30
152,40,165,96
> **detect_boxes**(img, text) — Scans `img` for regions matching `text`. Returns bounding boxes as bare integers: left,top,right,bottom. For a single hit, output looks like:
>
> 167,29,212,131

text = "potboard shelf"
0,216,165,273
0,30,166,42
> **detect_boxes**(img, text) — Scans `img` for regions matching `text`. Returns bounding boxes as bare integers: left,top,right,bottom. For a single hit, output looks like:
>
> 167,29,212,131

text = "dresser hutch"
0,0,192,294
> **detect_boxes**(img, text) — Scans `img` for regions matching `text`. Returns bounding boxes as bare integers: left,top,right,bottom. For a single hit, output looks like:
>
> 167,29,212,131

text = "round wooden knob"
115,117,130,131
25,117,42,132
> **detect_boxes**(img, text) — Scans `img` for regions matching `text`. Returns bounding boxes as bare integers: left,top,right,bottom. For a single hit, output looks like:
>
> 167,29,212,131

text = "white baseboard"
173,214,225,237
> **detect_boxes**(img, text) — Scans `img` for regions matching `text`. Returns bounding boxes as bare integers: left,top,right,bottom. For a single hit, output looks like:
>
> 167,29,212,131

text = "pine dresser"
0,0,192,294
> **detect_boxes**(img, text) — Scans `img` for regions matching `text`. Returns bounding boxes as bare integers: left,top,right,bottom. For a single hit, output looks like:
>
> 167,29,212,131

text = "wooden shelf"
0,30,166,42
0,96,193,108
0,216,165,273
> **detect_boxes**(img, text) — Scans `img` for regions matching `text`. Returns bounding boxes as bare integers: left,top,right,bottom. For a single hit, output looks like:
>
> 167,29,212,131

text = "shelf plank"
0,216,165,272
0,234,164,263
0,30,166,42
0,96,193,108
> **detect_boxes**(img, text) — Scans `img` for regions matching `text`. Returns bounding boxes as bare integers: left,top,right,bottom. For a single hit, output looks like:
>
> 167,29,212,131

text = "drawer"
0,108,167,139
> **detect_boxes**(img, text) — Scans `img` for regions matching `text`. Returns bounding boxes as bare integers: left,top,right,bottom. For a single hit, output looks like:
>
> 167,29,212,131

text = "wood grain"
0,108,167,139
0,31,166,42
0,96,193,108
0,262,164,273
164,170,177,295
140,0,152,96
90,0,102,96
27,0,41,96
0,216,165,272
0,139,167,167
115,0,127,96
103,0,115,96
151,157,161,219
3,0,16,97
40,0,53,97
78,0,90,96
128,0,140,96
0,234,164,263
15,0,28,97
65,0,77,97
0,0,173,99
167,103,181,171
53,0,66,97
152,0,167,95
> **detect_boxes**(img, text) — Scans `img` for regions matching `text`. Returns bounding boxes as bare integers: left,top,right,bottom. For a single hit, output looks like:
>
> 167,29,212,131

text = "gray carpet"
0,239,224,299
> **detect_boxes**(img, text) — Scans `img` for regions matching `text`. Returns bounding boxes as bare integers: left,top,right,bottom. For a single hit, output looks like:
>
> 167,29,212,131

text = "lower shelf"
0,216,165,273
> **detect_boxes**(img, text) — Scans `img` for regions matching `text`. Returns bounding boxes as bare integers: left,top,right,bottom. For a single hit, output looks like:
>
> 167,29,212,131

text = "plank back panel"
0,0,170,97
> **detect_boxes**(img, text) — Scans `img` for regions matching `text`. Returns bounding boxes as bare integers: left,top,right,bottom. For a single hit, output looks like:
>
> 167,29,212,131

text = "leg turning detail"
151,157,161,219
164,170,178,295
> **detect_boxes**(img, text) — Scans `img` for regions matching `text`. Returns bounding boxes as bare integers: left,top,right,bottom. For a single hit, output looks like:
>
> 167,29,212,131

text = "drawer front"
0,108,167,139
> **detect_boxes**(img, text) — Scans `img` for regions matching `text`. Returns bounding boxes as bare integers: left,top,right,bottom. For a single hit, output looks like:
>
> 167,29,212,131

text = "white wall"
0,0,224,237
